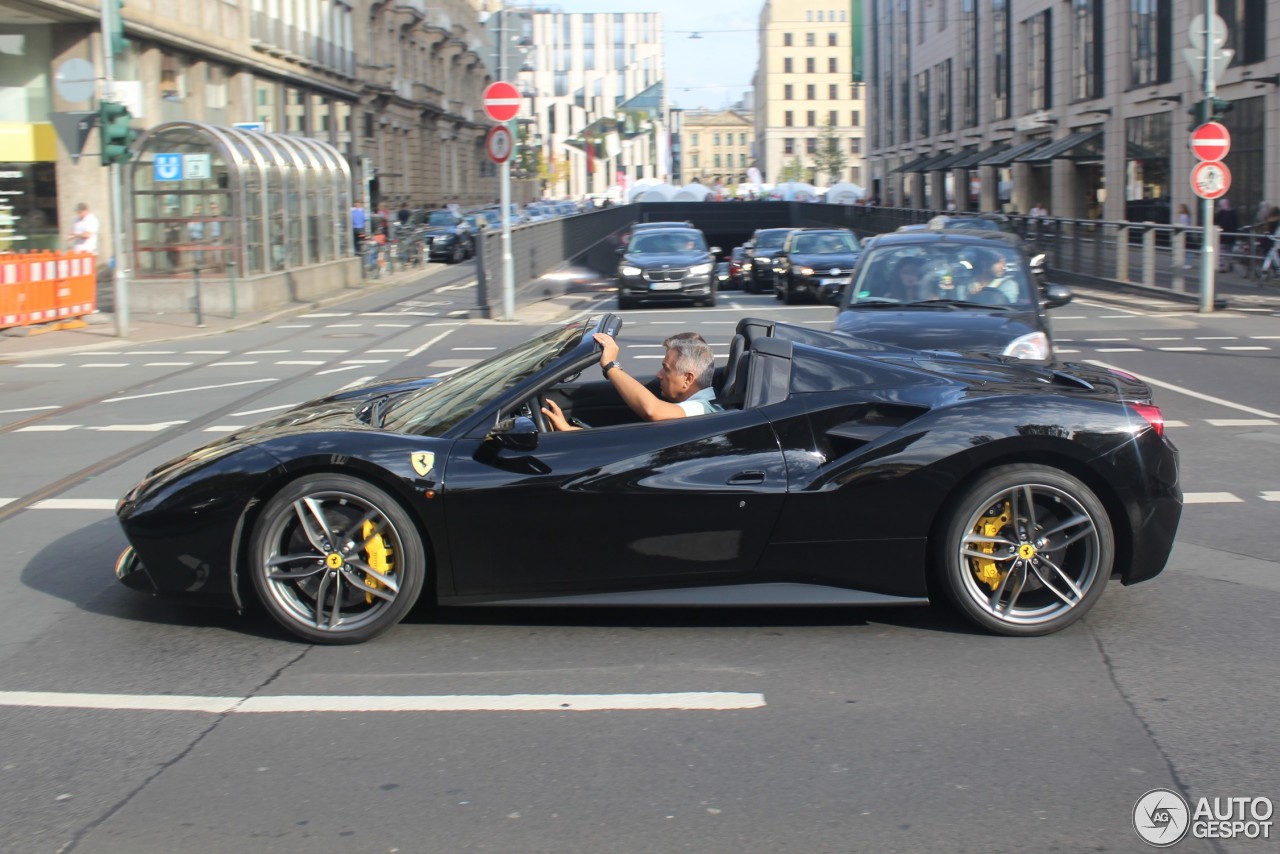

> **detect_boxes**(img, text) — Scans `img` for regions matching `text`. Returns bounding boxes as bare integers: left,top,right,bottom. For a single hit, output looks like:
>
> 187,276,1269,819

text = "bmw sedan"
615,227,720,309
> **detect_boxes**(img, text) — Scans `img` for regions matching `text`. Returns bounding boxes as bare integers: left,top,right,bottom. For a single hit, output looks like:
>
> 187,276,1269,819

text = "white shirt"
72,212,100,253
677,386,723,417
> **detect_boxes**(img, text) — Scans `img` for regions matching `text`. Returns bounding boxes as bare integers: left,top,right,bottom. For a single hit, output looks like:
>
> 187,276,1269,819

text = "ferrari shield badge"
410,451,435,477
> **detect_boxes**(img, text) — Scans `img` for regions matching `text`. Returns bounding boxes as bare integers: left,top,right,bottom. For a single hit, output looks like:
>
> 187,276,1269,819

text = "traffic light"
1187,97,1233,131
105,0,129,57
99,100,136,166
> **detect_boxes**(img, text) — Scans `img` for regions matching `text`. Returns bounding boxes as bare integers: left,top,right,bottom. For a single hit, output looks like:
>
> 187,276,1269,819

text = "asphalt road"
0,277,1276,853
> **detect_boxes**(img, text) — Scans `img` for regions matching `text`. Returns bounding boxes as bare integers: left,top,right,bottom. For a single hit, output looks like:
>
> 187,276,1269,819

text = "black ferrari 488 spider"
115,315,1181,643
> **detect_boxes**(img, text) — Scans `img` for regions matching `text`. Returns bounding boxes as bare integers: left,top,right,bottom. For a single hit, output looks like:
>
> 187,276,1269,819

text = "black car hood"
790,252,860,271
623,252,709,267
226,377,438,443
835,306,1040,354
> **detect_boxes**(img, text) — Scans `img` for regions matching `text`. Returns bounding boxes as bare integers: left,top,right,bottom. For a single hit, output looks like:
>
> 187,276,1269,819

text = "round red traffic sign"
485,125,513,164
1190,159,1231,200
482,81,521,123
1190,121,1231,161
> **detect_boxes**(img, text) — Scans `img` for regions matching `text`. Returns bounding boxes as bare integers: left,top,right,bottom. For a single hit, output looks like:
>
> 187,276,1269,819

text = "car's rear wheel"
936,465,1113,636
250,474,426,644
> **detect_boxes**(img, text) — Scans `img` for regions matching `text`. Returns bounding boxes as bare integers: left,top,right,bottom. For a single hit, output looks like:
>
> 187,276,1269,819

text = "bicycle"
397,230,426,267
360,236,384,279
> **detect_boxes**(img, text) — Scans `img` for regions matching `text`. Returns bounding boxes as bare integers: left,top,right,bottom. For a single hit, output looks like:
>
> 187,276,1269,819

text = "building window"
806,137,817,154
1071,0,1104,100
829,84,838,99
784,32,793,46
692,153,699,168
828,32,837,46
785,111,793,126
714,154,721,168
691,133,699,145
805,32,816,47
851,165,861,183
806,84,816,99
714,132,721,145
852,110,861,126
740,132,746,145
829,57,838,73
829,110,838,125
784,57,793,73
806,57,816,73
1125,112,1170,222
784,84,793,99
993,0,1011,120
915,70,930,138
1026,10,1053,111
1221,0,1266,67
960,0,978,127
1223,95,1264,215
850,137,862,154
1130,0,1171,87
740,153,747,167
784,137,795,154
807,110,816,126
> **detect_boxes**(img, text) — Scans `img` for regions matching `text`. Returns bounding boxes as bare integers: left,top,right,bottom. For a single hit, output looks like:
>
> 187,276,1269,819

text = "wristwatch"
602,360,622,378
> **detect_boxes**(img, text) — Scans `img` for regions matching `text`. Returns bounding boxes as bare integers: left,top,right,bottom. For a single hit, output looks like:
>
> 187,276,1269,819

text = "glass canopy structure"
129,122,351,279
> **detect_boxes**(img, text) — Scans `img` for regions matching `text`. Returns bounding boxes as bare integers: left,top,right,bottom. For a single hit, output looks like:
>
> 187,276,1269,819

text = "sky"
543,0,761,111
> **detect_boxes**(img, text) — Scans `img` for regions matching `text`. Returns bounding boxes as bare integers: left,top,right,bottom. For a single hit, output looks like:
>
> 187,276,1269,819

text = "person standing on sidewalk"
68,202,100,254
350,201,367,254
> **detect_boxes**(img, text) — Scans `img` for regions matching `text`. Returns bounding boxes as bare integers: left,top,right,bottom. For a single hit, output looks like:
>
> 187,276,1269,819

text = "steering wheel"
531,394,550,432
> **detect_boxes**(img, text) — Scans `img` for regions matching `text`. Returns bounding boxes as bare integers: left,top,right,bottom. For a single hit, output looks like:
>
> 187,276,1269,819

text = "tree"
780,157,808,183
813,119,848,186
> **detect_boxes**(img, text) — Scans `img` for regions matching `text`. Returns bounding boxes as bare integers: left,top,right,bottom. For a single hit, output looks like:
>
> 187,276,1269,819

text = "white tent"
672,184,714,202
768,181,819,202
824,182,867,204
626,181,678,203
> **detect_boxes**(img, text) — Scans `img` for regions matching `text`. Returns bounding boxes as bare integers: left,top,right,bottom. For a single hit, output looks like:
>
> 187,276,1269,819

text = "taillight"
1130,403,1165,437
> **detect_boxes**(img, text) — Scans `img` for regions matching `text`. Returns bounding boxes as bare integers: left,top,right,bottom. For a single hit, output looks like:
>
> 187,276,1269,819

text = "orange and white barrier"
0,250,97,329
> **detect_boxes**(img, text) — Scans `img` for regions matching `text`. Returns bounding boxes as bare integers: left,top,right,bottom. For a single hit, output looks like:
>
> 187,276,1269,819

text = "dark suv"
742,228,795,293
615,227,721,309
771,228,863,304
410,209,475,263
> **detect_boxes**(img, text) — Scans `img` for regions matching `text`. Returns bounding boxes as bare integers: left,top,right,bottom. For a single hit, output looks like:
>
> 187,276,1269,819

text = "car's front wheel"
249,474,426,644
935,465,1113,636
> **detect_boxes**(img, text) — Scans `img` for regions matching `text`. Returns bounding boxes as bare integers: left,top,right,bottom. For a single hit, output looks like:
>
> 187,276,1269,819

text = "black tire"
934,465,1114,636
774,279,786,301
449,242,465,264
783,279,800,304
249,474,426,644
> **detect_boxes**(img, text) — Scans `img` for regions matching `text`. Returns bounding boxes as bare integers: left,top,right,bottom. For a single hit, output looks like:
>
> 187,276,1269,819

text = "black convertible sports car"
115,315,1181,644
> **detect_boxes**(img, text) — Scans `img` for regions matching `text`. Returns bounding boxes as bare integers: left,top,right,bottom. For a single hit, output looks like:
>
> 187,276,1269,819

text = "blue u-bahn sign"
153,153,183,182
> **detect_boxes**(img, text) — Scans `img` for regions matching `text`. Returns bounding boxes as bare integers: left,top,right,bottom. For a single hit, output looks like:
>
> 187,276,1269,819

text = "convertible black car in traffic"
115,315,1181,644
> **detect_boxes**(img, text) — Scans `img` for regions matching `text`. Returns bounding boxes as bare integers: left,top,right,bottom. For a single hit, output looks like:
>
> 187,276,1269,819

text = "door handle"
727,470,765,485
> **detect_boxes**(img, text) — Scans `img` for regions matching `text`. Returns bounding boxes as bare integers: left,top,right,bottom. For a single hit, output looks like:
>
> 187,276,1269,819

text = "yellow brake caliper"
361,520,394,603
972,501,1011,591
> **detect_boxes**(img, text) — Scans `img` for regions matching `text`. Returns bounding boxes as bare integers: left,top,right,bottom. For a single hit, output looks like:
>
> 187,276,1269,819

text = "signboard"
1190,160,1231,200
1190,122,1231,161
485,125,513,164
153,153,183,182
482,81,521,123
183,153,211,180
233,121,266,133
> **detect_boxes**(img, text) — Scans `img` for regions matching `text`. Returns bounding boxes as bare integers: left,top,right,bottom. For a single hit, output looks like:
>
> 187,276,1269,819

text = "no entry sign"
482,81,521,123
1190,122,1231,161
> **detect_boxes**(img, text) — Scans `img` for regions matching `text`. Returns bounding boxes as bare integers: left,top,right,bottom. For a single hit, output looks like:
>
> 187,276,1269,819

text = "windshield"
630,232,706,254
791,231,861,254
382,320,592,435
847,244,1032,307
427,211,459,227
755,231,791,250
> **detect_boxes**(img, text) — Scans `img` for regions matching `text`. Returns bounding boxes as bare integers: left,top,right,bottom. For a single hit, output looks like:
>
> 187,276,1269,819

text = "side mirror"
1042,283,1073,309
485,419,539,452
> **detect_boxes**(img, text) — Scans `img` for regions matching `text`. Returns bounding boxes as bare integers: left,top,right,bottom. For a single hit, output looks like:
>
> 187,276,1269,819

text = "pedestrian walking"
68,202,100,254
350,201,367,254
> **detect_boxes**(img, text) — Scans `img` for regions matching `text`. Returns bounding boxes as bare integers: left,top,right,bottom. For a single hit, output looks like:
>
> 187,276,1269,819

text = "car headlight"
689,262,713,276
619,265,642,277
1029,253,1046,267
797,266,815,276
1003,331,1051,360
755,256,771,264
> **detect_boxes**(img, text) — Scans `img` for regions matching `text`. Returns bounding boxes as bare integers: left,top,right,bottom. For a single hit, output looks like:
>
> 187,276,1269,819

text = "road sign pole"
1199,0,1217,313
100,2,130,336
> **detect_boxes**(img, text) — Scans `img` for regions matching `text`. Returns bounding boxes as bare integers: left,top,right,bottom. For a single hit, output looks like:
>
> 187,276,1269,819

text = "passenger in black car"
541,332,720,430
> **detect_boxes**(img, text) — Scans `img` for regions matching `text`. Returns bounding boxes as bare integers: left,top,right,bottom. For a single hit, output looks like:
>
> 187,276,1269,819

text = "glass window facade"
129,121,351,279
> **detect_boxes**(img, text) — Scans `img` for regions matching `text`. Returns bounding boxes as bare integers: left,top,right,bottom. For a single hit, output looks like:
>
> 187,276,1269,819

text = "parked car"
410,209,475,263
114,313,1181,644
771,227,863,305
834,229,1072,359
742,228,796,293
615,227,720,309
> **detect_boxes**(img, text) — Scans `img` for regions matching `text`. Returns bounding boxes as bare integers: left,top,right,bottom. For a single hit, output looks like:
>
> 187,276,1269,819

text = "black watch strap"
602,360,622,378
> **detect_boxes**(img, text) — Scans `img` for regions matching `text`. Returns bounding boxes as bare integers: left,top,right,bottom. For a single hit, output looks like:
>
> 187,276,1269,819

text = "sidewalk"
0,264,596,363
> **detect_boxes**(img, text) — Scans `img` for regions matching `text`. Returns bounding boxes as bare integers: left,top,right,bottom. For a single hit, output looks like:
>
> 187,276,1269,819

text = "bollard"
193,266,205,327
1142,225,1157,289
227,258,238,317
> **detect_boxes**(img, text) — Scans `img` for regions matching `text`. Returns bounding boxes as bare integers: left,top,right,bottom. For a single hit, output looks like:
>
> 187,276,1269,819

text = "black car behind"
616,227,720,309
742,227,795,293
772,228,862,304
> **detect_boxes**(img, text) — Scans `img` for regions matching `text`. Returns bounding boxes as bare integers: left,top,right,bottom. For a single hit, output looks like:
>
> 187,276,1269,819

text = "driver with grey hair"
542,332,721,430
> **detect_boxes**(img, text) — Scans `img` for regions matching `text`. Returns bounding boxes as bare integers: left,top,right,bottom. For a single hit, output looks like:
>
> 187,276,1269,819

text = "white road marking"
1159,346,1207,352
1183,493,1243,504
340,359,390,364
1195,336,1237,340
1099,314,1139,319
325,323,363,328
122,350,176,355
375,323,413,327
1052,315,1087,320
104,378,278,404
304,349,349,354
14,425,79,432
1086,338,1129,342
0,691,766,714
276,360,324,366
82,363,129,368
0,499,10,507
1223,346,1270,351
337,376,376,390
32,499,118,510
0,405,60,414
298,312,353,318
230,404,297,417
1075,300,1144,315
90,422,188,432
1087,361,1280,419
1055,349,1080,354
316,365,364,376
1251,335,1280,340
1205,419,1276,427
406,327,458,359
203,426,242,433
276,324,312,328
184,350,230,355
209,361,258,366
1141,337,1182,341
144,361,194,367
1095,348,1141,353
1162,420,1188,428
453,347,496,351
367,349,410,353
16,363,65,368
1262,492,1280,502
245,350,288,355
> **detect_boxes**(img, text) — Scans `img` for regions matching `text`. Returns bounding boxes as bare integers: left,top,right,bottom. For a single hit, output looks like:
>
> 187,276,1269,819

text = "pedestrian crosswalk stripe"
1183,492,1243,504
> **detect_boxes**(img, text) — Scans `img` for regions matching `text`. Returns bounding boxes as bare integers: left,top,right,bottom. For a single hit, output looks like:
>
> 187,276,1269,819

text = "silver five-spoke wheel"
250,474,425,644
938,465,1113,636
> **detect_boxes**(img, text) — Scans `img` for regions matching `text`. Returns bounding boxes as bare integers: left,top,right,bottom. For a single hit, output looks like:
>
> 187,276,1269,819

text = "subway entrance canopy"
128,121,356,313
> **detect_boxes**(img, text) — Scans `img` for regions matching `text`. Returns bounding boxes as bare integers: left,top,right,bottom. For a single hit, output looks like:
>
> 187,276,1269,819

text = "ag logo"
1133,788,1190,846
410,451,435,477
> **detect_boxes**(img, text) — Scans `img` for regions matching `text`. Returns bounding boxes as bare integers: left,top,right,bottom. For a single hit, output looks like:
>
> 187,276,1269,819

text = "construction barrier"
0,250,98,330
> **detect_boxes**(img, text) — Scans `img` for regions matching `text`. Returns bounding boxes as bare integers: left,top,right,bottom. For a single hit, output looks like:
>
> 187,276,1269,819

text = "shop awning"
977,138,1049,167
1017,129,1104,163
893,153,935,173
949,143,1008,169
908,151,957,172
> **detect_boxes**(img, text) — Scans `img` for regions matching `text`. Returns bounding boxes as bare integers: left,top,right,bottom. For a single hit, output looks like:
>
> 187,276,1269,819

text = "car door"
442,409,788,596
